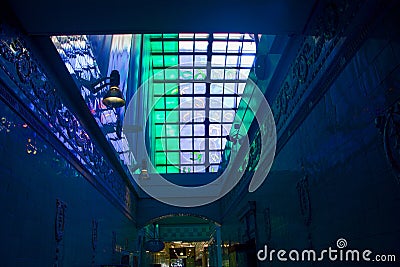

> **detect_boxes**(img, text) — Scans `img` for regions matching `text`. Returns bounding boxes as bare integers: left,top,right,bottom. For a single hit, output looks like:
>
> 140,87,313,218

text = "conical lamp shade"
102,86,125,108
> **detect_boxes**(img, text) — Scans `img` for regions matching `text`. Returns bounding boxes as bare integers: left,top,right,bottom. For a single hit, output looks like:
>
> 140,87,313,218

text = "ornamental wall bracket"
297,175,312,226
375,101,400,184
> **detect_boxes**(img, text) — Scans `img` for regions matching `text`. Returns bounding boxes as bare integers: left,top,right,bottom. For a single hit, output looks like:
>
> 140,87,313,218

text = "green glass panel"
152,55,164,67
154,98,165,109
166,125,179,136
155,125,165,137
163,33,178,38
155,152,166,164
151,41,162,52
166,110,179,121
164,55,178,67
163,41,178,52
165,83,178,93
167,138,180,150
167,166,180,173
155,138,167,151
165,98,179,109
153,83,164,95
150,33,162,38
165,69,178,80
167,152,180,164
154,70,164,80
155,166,166,173
154,111,166,123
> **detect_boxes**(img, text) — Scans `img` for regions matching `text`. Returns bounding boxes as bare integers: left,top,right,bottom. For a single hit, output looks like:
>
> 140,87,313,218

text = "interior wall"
0,101,137,267
221,8,400,267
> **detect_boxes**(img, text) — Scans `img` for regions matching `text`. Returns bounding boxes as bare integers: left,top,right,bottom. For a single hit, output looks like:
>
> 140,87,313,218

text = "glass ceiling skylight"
147,33,257,173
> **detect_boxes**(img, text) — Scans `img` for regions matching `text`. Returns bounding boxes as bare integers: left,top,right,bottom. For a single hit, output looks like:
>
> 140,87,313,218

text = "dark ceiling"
5,0,317,35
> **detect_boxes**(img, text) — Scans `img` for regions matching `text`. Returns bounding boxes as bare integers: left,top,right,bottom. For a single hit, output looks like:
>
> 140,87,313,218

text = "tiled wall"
222,8,400,267
0,103,137,266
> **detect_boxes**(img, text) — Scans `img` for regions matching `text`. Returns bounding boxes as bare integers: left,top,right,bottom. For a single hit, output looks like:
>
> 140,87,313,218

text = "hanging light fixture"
86,70,125,108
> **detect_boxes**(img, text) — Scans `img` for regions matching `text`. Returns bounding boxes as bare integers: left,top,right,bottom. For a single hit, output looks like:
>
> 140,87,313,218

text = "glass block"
180,97,193,108
167,151,180,164
179,41,193,52
227,41,242,53
195,41,208,52
242,41,256,52
180,125,192,136
180,83,193,94
151,41,162,52
193,111,205,122
193,124,205,136
194,83,206,94
212,41,227,52
210,124,222,136
210,83,223,94
211,69,224,80
225,69,238,80
195,33,209,39
180,111,192,123
165,69,178,80
180,69,193,80
164,41,178,52
152,55,164,67
156,166,167,173
223,110,235,122
155,124,166,137
154,98,165,109
165,97,179,109
181,152,193,164
154,70,164,80
166,124,179,136
194,97,206,108
180,137,193,149
240,55,255,67
194,69,206,80
167,138,180,150
154,111,166,122
209,97,222,108
194,139,205,151
155,138,167,151
153,83,165,95
210,138,222,149
237,83,246,94
167,166,180,173
156,152,167,164
165,83,178,93
179,55,193,67
213,33,228,39
239,69,250,79
226,55,239,67
194,166,205,173
223,97,235,108
211,55,225,67
179,33,194,39
228,33,243,40
163,34,178,38
194,55,207,66
166,110,179,121
222,124,231,136
209,110,222,122
210,151,221,163
164,55,178,67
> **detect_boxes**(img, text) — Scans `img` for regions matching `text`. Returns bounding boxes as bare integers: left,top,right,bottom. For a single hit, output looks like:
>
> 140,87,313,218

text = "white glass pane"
180,69,193,80
180,111,192,122
194,83,206,94
223,97,235,108
194,55,207,66
229,33,243,40
180,97,193,108
242,42,256,52
212,41,227,52
210,83,223,94
210,124,221,136
223,110,235,122
210,97,222,108
214,33,228,39
179,41,193,52
194,97,206,108
211,55,225,67
211,69,224,80
240,55,255,67
180,83,193,94
195,41,208,52
226,55,239,67
179,33,194,39
180,125,192,136
179,55,193,66
193,111,205,122
209,110,222,122
227,41,242,53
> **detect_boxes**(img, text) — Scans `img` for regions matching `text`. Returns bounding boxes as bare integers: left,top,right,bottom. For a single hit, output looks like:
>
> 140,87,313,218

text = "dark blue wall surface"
0,102,136,266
